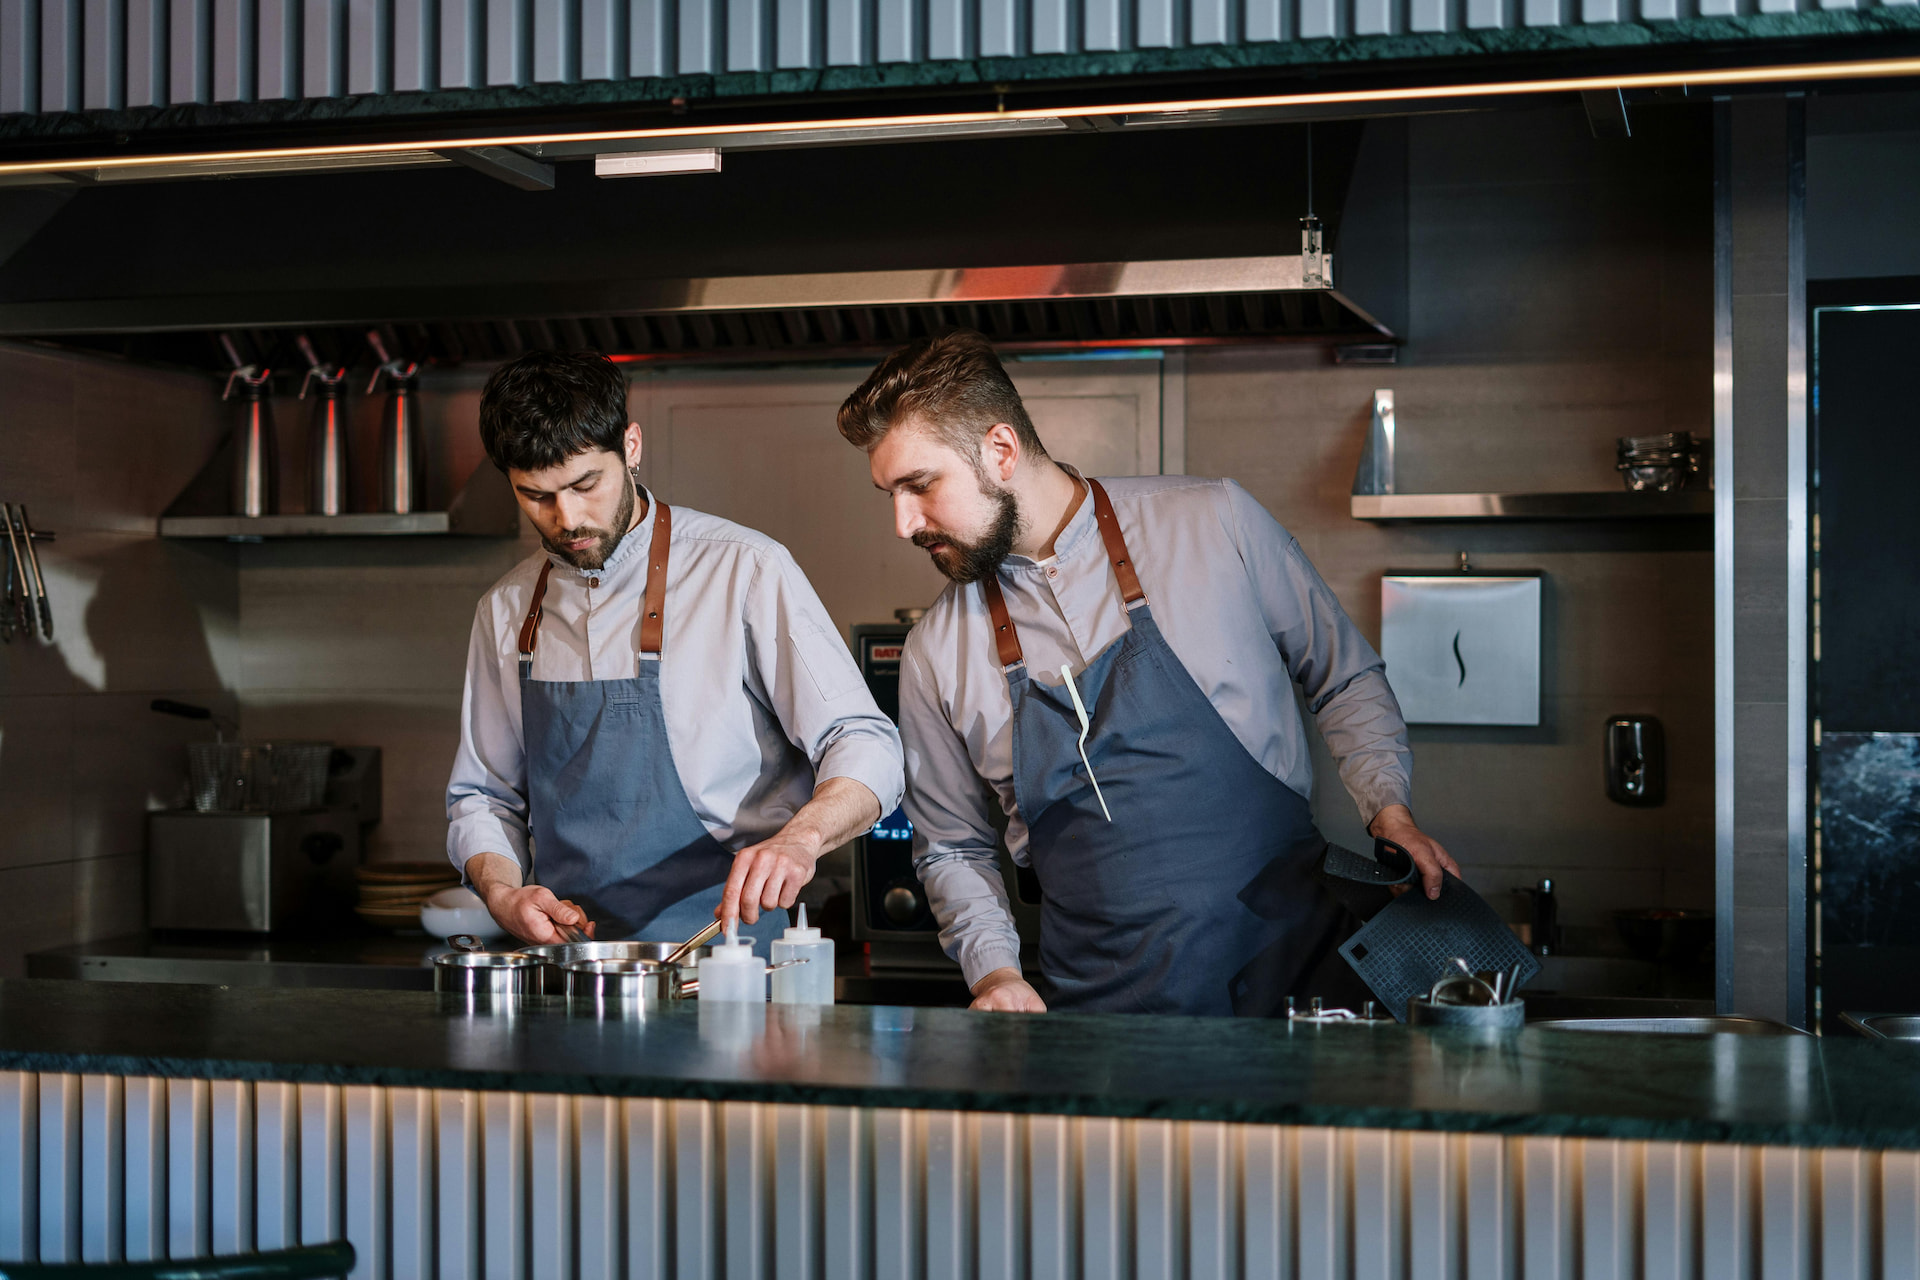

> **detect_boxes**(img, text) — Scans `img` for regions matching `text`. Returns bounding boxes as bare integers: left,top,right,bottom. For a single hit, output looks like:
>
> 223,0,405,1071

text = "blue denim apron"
981,480,1363,1016
516,497,786,948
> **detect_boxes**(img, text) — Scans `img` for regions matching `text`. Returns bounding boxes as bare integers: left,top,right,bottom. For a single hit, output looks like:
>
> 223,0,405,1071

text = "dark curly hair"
478,350,629,474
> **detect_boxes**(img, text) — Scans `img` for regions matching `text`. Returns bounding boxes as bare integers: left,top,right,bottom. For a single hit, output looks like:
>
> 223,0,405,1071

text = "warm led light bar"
1,53,1917,179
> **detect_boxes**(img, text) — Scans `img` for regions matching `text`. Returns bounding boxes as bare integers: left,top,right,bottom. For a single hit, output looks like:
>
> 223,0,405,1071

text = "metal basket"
186,742,272,812
269,741,333,810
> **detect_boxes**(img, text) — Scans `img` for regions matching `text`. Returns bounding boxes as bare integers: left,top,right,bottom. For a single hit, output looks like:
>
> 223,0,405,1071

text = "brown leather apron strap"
517,561,555,657
980,477,1145,670
981,572,1024,668
639,498,671,656
514,496,673,660
1087,478,1146,606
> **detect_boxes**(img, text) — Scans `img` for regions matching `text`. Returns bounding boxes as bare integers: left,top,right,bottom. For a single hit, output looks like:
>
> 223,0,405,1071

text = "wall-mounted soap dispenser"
1604,715,1666,806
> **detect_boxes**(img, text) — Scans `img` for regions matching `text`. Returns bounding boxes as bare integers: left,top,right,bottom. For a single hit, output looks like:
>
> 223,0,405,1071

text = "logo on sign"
870,645,904,661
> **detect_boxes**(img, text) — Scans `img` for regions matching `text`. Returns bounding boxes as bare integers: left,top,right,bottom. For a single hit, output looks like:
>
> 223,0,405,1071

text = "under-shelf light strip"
3,53,1920,179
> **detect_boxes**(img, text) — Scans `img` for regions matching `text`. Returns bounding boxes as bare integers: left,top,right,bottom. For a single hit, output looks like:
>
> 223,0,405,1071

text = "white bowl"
421,886,507,943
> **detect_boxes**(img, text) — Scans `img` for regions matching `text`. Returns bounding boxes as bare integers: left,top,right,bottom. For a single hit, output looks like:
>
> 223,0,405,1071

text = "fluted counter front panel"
3,1071,1914,1280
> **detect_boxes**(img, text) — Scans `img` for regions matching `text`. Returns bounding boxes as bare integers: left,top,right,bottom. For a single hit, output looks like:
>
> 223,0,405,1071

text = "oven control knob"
881,885,923,925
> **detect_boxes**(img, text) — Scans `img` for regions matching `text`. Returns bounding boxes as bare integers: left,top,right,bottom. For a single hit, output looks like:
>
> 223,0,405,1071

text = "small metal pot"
434,951,540,1009
1408,997,1526,1030
520,941,713,995
565,958,696,1018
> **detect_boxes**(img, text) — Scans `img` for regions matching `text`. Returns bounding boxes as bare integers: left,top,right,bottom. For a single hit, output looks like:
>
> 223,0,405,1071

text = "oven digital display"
870,807,913,842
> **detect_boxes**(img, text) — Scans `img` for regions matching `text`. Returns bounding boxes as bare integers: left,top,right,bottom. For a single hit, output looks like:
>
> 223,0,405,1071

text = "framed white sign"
1380,572,1542,726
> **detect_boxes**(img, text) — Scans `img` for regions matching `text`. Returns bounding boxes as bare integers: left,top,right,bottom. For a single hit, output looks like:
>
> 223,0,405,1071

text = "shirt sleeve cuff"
448,817,531,886
1356,784,1414,829
816,737,907,816
957,941,1025,990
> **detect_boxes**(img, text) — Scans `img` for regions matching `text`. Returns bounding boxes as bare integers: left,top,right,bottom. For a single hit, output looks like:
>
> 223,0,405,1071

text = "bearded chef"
837,330,1459,1015
447,350,904,948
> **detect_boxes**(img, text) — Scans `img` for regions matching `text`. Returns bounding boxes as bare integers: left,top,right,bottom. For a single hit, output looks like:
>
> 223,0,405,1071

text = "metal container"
1840,1013,1920,1040
520,940,712,994
1530,1016,1805,1036
229,382,279,517
305,372,352,516
565,958,691,1017
379,375,424,514
1409,997,1526,1029
434,951,540,1006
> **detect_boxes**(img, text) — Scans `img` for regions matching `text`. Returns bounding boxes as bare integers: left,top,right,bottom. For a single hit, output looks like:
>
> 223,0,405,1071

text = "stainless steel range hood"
4,252,1395,368
3,117,1408,368
518,252,1392,360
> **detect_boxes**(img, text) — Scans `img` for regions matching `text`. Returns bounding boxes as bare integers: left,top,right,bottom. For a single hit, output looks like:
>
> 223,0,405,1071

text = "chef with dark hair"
447,350,903,948
837,330,1458,1015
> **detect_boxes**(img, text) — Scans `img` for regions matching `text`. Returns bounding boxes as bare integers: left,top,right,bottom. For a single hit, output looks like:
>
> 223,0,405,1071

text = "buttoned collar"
545,485,655,579
998,465,1096,577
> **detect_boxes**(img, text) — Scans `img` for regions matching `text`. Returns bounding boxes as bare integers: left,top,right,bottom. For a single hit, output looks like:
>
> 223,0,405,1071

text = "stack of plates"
355,862,461,932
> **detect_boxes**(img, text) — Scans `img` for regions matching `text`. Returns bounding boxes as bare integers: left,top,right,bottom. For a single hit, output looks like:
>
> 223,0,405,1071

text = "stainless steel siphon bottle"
367,331,424,514
298,335,351,516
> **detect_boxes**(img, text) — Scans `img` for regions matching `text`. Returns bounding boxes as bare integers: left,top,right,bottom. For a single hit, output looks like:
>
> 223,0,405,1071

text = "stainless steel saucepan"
517,940,716,995
564,957,696,1018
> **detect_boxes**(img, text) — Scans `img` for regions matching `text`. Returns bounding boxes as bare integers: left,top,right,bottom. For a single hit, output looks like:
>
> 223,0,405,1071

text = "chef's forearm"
1315,669,1414,821
781,775,883,856
463,852,525,898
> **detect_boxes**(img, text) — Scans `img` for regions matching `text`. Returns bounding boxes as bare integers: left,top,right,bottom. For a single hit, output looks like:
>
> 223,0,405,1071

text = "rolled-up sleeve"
1226,481,1413,822
446,600,533,880
899,644,1024,986
744,548,905,815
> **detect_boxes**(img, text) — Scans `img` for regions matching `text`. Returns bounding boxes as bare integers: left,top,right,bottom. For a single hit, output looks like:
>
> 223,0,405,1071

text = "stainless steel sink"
1841,1013,1920,1040
1531,1016,1805,1036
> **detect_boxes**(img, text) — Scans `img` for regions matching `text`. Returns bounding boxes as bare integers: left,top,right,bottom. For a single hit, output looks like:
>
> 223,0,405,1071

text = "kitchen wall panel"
1190,102,1714,943
0,342,233,976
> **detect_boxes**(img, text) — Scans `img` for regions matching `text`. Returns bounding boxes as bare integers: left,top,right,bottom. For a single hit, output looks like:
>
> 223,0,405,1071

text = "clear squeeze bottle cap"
699,923,766,1002
780,904,822,943
771,905,835,1005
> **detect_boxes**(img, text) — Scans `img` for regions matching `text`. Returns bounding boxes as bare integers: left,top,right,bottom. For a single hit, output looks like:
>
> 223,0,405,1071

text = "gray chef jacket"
899,472,1413,985
447,493,905,879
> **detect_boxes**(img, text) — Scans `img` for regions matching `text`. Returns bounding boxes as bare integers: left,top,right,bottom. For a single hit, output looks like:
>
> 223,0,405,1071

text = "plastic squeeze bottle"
698,923,767,1002
770,904,835,1004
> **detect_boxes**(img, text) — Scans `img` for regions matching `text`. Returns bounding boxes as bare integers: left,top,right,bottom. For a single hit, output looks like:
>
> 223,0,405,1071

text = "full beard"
542,472,637,571
914,485,1021,585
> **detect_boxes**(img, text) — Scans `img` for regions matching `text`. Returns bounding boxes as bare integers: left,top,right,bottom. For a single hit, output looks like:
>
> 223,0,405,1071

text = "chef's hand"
970,967,1047,1013
464,851,596,944
483,884,596,944
718,777,882,927
721,829,820,927
1368,804,1462,901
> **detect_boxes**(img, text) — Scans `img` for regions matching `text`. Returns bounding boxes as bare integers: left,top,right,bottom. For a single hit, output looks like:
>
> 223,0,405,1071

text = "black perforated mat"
1322,841,1539,1023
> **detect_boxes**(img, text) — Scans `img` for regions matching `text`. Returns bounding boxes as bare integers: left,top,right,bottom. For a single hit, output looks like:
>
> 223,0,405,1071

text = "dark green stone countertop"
1,979,1913,1150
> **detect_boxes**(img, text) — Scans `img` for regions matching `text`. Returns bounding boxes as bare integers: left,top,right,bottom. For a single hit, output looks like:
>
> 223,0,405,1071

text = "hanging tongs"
2,502,50,641
365,330,418,395
0,506,19,643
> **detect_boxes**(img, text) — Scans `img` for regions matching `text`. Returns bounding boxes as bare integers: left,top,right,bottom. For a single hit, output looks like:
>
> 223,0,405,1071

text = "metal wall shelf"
158,456,521,541
159,512,487,539
1351,491,1713,522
